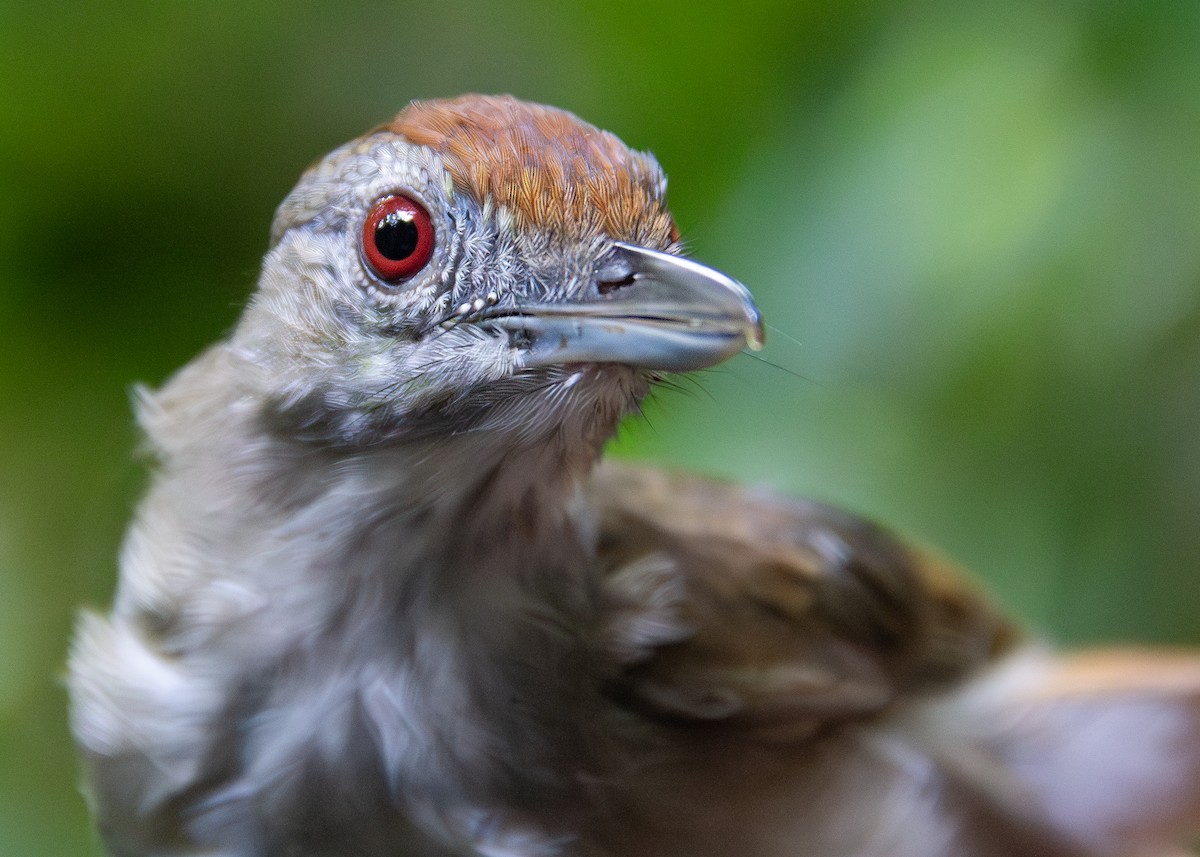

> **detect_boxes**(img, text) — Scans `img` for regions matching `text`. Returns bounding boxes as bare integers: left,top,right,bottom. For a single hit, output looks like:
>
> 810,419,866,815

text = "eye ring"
361,194,435,282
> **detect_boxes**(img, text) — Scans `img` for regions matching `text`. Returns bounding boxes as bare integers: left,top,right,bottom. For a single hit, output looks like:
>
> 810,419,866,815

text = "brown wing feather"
583,463,1200,855
587,461,1019,736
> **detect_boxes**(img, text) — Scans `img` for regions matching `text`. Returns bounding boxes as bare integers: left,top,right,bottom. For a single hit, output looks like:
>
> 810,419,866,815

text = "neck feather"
120,345,623,835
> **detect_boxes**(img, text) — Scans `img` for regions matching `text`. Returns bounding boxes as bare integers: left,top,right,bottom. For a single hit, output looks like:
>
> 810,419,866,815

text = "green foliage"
2,1,1199,852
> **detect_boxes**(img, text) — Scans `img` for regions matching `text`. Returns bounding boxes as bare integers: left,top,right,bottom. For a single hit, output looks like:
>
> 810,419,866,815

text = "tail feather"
982,648,1200,855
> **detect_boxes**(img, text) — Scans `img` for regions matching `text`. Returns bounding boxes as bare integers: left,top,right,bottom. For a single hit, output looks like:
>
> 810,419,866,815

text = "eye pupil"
361,194,435,282
374,210,419,261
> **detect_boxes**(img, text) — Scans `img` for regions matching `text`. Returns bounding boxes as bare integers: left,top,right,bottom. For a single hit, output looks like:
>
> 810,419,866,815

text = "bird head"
230,95,762,456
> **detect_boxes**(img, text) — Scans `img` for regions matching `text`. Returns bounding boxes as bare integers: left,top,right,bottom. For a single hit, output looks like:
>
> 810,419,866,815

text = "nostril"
597,272,637,295
595,248,641,295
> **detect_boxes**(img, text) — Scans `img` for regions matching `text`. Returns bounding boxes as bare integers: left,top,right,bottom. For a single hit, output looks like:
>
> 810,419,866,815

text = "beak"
484,242,765,372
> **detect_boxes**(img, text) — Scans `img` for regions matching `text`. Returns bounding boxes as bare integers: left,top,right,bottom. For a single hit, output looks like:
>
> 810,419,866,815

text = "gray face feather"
236,135,643,447
235,123,760,450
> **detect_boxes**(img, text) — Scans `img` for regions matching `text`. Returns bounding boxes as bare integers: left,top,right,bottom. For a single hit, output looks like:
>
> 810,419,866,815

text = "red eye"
361,194,435,282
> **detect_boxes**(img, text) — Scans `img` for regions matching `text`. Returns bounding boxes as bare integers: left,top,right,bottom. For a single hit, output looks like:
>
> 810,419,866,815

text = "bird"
68,94,1200,857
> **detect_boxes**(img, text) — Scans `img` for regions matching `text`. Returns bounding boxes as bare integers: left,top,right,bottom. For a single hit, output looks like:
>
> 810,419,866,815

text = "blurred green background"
4,0,1200,853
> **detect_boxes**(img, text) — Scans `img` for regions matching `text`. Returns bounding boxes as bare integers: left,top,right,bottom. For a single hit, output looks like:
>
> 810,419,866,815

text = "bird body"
69,95,1200,857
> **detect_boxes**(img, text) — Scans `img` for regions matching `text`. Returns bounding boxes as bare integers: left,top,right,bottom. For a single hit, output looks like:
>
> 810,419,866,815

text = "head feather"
389,95,677,246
